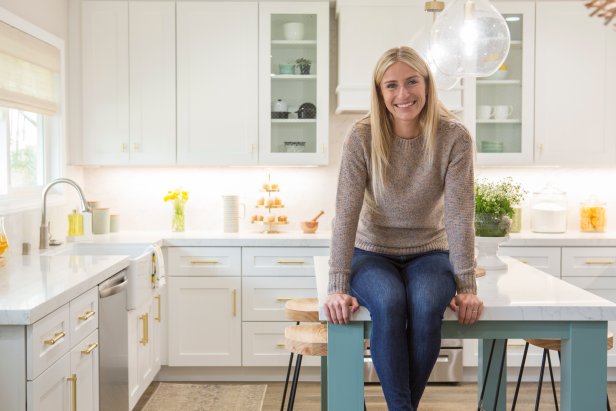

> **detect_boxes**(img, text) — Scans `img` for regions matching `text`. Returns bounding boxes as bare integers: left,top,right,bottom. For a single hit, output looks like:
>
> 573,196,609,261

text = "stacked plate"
222,195,240,233
480,141,504,153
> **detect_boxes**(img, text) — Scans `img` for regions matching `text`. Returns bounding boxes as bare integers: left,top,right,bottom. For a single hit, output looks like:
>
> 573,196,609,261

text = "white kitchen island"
315,256,616,411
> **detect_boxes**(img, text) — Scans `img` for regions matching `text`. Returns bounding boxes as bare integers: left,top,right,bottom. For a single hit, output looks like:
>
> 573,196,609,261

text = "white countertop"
314,256,616,322
506,230,616,246
0,255,129,325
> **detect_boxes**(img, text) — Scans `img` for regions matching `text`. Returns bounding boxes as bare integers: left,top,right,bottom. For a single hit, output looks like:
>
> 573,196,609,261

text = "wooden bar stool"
511,332,614,411
280,298,319,411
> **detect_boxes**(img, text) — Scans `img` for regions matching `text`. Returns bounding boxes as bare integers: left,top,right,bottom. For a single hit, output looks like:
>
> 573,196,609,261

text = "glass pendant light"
410,23,460,90
430,0,510,77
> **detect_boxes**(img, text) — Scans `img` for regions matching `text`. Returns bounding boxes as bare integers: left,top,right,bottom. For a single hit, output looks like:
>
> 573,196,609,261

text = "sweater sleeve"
443,126,477,294
328,126,369,295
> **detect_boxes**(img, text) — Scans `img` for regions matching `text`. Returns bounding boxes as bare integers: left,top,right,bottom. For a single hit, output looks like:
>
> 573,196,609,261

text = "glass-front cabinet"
468,2,535,165
258,2,329,165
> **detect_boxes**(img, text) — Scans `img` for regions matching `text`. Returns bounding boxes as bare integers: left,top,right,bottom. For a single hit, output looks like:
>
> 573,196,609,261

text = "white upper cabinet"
258,2,329,165
81,1,129,165
129,1,176,165
335,0,428,113
81,0,175,165
535,2,616,165
470,1,535,165
176,1,259,165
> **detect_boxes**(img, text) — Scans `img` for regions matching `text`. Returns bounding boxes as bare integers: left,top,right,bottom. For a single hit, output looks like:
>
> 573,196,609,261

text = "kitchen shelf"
271,74,316,80
271,40,316,46
477,119,522,124
477,80,521,85
271,119,316,123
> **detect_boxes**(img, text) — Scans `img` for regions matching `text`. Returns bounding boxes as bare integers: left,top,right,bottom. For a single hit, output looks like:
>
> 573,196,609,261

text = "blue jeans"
350,248,457,411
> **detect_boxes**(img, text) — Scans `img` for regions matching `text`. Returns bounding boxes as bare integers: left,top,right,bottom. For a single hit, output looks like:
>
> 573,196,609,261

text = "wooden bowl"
300,221,319,234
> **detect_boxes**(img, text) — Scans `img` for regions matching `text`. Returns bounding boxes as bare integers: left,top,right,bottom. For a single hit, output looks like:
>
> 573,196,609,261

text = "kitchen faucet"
39,178,90,249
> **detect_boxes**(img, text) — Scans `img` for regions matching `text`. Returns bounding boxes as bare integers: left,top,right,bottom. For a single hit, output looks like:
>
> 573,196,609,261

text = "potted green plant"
475,177,525,237
295,57,312,75
474,177,526,271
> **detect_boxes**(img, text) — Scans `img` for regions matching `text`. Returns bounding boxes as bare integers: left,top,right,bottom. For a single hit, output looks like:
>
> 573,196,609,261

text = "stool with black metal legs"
280,298,319,411
511,332,614,411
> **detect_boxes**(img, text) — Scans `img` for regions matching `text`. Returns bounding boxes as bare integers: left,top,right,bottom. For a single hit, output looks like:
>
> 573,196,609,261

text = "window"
0,9,63,211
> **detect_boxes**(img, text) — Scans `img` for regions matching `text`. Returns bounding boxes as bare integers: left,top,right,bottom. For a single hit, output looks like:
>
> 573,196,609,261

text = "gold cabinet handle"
276,342,286,347
233,289,237,317
277,260,305,265
44,331,66,345
121,143,128,152
276,297,293,302
67,373,77,411
155,295,161,322
78,310,95,321
191,260,220,265
518,259,529,264
81,342,98,355
139,312,149,345
584,259,615,265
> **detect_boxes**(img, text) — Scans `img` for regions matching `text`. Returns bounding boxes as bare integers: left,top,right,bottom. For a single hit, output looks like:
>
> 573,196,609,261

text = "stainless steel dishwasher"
99,270,129,411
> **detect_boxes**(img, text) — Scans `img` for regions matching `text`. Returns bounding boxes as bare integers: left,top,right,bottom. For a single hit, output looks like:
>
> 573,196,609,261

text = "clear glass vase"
172,199,185,232
475,213,511,237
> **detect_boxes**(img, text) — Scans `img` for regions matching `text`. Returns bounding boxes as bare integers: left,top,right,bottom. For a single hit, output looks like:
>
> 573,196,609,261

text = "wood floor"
136,381,616,410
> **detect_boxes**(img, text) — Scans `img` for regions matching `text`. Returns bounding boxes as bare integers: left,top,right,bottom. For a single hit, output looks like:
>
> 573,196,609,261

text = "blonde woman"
324,46,483,411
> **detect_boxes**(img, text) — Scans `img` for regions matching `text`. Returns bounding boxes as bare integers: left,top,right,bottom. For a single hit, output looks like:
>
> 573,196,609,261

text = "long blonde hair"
364,46,457,205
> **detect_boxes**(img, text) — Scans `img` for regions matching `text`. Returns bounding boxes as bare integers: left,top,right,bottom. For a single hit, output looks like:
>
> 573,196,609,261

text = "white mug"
477,105,493,120
493,105,513,120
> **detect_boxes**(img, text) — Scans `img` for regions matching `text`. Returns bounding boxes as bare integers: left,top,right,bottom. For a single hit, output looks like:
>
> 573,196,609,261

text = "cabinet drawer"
167,247,241,276
242,277,317,321
27,350,71,411
27,304,71,380
498,246,561,277
242,322,320,367
243,247,329,277
69,287,98,347
562,247,616,277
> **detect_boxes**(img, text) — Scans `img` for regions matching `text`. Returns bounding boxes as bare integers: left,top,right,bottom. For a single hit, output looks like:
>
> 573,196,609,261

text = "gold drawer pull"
519,259,529,264
44,331,66,345
155,295,161,322
233,289,237,317
67,374,77,411
139,313,149,345
191,260,220,265
277,260,305,265
78,310,95,321
584,259,615,265
276,297,294,302
276,342,286,347
81,342,98,355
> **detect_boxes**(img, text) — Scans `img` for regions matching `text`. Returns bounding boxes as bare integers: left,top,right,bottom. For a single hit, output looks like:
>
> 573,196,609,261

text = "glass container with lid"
580,197,606,233
530,185,567,233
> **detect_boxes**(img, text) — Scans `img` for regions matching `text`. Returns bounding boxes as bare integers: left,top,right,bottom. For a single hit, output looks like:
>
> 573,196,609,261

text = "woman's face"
379,62,426,130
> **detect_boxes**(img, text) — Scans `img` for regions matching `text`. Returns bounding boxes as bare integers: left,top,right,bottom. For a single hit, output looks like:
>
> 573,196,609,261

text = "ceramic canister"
92,208,110,234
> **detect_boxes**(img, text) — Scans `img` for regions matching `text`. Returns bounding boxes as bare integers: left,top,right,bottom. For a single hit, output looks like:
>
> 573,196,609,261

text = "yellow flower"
164,188,189,202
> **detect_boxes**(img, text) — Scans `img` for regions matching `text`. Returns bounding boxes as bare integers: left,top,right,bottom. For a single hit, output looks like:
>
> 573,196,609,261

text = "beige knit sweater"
328,119,477,295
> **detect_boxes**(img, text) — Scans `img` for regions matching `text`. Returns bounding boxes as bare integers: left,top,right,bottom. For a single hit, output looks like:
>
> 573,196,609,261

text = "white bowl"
283,22,304,40
488,70,508,80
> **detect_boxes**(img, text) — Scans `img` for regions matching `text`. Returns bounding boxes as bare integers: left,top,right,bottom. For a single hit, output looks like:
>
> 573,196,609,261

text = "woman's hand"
324,293,360,324
449,293,484,325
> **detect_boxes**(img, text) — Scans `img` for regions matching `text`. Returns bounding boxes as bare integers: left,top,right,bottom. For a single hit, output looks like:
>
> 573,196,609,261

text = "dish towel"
151,243,166,287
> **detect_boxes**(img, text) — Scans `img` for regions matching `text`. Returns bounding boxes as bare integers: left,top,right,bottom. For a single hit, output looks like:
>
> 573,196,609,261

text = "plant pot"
298,64,311,75
475,213,511,237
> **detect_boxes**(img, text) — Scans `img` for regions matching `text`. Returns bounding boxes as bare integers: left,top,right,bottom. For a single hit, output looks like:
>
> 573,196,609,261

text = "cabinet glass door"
259,3,328,165
270,14,317,153
473,2,535,165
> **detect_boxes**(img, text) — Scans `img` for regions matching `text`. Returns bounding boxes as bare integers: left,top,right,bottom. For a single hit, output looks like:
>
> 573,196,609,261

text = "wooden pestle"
311,210,325,222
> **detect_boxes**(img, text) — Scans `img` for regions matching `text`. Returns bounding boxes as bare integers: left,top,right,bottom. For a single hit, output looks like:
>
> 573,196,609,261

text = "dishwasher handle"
99,271,128,298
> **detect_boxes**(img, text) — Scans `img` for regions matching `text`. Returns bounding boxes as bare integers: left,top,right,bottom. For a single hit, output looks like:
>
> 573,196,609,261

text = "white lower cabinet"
128,298,157,410
168,276,242,366
498,246,561,277
15,287,100,411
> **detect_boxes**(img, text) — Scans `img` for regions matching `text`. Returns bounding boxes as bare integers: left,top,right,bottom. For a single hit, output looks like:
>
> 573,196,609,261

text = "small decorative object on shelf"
164,188,188,232
475,177,526,271
251,173,287,233
0,216,8,266
295,57,311,75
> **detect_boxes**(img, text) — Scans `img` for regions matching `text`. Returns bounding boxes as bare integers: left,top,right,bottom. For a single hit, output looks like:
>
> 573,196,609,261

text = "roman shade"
0,20,60,115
